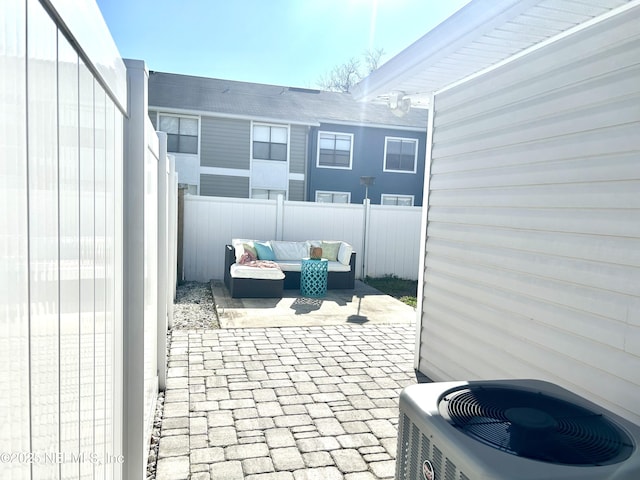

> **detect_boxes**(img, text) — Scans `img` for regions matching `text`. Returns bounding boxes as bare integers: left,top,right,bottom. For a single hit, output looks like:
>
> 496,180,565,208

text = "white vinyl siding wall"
418,9,640,424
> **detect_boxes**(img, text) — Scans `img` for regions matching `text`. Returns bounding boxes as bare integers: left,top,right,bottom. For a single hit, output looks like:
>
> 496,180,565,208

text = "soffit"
352,0,633,106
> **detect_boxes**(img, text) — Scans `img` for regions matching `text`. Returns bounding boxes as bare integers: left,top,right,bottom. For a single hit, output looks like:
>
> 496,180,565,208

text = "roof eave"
351,0,537,102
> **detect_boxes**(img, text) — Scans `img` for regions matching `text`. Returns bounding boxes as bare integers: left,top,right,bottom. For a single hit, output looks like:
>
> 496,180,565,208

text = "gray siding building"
148,72,428,203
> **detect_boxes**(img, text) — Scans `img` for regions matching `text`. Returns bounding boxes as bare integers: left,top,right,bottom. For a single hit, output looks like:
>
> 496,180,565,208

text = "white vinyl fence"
182,195,422,283
2,6,178,480
123,60,179,480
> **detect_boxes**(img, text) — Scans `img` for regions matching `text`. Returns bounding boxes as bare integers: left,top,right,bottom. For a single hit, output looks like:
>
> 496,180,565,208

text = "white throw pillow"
337,242,353,265
231,238,255,263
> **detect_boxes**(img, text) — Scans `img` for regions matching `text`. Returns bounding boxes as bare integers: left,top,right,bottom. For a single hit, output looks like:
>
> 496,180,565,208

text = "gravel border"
147,281,219,479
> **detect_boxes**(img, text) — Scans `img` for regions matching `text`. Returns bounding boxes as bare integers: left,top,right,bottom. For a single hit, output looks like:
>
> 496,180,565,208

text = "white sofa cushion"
278,260,351,273
270,241,310,261
230,263,285,280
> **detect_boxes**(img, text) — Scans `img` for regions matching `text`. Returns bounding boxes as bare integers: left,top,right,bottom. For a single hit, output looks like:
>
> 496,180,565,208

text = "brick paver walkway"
156,324,420,480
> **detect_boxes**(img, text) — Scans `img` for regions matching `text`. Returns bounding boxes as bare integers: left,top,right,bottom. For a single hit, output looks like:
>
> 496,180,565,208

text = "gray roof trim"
149,106,320,127
316,119,427,132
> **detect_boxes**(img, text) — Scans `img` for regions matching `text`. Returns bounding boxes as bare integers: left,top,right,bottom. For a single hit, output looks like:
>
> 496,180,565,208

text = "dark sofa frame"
224,244,356,298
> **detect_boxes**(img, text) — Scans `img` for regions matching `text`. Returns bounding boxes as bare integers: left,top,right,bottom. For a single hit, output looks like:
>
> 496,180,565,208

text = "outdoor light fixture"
388,90,411,117
360,176,375,200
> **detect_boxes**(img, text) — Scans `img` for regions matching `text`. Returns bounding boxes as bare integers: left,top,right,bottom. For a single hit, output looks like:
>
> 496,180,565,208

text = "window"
384,137,418,173
317,132,353,168
252,189,286,200
253,124,287,161
315,191,350,203
381,194,414,206
159,115,198,154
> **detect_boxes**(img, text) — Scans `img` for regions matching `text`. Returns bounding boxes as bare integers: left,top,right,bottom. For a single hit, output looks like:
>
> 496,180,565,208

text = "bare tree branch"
317,49,385,93
363,48,385,74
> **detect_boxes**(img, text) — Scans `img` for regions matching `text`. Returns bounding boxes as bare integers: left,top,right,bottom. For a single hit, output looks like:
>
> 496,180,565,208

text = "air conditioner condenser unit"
396,379,640,480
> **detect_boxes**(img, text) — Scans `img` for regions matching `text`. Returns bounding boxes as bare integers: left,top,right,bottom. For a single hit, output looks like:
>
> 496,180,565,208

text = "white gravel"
172,281,220,330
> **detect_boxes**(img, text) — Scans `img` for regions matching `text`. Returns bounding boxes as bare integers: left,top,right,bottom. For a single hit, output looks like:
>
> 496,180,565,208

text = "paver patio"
156,322,424,480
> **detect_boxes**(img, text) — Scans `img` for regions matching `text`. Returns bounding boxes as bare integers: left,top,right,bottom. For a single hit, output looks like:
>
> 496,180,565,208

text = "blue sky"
96,0,470,88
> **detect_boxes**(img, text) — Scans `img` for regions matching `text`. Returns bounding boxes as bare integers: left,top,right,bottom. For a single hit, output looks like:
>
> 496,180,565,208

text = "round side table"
300,258,328,298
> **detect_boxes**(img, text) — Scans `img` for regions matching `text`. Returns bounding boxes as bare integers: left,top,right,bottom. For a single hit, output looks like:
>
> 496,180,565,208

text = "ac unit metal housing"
396,379,640,480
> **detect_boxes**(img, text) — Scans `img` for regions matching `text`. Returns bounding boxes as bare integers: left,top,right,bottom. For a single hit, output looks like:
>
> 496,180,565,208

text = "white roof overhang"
352,0,636,108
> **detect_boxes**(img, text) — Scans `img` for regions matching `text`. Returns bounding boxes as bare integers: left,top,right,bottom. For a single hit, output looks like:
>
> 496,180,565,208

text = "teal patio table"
300,258,328,298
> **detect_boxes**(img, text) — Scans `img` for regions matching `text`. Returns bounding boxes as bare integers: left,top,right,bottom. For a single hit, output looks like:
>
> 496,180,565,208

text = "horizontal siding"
289,124,307,174
430,123,639,175
288,179,304,201
200,174,249,198
419,8,640,425
200,116,250,169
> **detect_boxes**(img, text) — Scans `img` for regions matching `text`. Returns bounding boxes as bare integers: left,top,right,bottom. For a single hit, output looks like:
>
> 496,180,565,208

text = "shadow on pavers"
210,279,416,329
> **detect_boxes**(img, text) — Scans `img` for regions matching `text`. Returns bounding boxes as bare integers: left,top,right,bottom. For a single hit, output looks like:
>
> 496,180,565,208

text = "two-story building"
147,72,428,205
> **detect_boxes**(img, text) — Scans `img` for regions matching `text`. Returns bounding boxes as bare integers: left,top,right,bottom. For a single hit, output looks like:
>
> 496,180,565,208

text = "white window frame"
381,194,415,206
315,190,351,203
316,131,354,170
251,122,289,162
383,136,418,174
158,113,200,155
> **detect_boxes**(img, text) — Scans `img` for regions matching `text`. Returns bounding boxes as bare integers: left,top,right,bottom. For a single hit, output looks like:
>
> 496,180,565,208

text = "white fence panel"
367,205,422,279
282,201,364,244
124,60,178,480
183,196,278,282
183,196,422,282
282,201,366,276
1,2,128,478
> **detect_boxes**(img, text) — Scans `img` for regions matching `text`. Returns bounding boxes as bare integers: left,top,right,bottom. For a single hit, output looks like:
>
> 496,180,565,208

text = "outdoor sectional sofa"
224,239,356,298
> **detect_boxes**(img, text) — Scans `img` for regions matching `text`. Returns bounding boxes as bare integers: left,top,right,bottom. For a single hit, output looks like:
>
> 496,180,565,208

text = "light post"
360,176,375,279
360,176,375,201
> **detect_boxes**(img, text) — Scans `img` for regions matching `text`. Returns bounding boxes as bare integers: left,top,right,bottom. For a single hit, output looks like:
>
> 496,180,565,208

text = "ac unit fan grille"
441,385,634,466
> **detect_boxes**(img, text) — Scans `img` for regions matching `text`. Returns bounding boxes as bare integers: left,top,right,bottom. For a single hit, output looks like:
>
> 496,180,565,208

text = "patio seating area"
155,282,426,480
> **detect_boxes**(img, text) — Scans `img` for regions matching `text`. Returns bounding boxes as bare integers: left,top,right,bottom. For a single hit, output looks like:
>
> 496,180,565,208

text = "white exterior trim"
415,92,435,369
200,166,250,177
